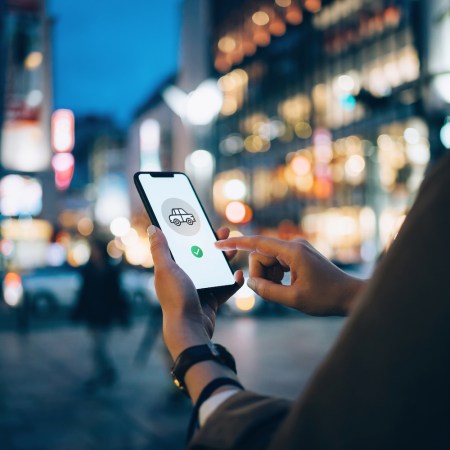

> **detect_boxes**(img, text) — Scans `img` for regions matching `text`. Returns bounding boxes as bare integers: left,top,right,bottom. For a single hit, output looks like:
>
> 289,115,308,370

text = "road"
0,315,345,450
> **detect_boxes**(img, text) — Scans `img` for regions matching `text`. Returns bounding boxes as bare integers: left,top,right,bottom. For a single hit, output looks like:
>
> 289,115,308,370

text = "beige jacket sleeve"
189,153,450,450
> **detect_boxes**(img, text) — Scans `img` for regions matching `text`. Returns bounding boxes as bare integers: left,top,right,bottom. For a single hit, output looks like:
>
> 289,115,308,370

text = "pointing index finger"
215,236,291,260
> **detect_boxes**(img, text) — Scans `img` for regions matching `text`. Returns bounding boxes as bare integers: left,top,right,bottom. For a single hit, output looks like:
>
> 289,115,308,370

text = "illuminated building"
0,0,57,270
210,0,448,264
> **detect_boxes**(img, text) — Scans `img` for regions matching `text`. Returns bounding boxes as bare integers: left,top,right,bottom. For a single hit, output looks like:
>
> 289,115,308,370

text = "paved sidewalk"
0,316,344,450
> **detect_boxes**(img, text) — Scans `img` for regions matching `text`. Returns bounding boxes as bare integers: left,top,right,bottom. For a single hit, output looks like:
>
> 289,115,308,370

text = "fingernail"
147,225,156,238
247,278,256,290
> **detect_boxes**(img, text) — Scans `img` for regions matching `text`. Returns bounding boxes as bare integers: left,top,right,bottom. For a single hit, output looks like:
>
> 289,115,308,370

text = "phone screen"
135,172,235,290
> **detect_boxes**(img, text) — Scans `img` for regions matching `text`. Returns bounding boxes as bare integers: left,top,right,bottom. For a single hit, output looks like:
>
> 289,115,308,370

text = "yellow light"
294,121,312,139
235,295,256,311
218,36,236,53
221,97,238,116
252,11,270,26
24,51,43,70
275,0,291,7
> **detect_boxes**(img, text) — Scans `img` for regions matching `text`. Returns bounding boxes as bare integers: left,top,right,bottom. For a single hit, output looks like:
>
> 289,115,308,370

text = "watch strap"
171,343,237,394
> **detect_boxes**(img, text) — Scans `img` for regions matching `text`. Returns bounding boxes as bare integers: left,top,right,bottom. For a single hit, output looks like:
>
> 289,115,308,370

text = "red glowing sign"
51,109,75,153
51,153,75,190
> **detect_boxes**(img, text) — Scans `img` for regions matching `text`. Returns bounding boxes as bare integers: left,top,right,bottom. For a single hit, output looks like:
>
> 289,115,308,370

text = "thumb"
147,225,173,269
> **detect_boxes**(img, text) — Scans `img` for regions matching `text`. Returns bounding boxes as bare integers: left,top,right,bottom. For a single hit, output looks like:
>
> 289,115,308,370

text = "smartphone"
134,171,236,295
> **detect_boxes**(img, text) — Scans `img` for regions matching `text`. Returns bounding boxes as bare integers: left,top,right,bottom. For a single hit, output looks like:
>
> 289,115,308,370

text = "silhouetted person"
71,238,130,392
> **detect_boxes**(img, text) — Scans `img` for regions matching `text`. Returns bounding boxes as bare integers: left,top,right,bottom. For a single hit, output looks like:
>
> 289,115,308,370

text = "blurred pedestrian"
71,238,130,392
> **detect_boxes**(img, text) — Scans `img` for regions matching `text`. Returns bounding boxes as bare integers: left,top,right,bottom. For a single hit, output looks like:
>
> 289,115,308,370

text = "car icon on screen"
169,208,196,226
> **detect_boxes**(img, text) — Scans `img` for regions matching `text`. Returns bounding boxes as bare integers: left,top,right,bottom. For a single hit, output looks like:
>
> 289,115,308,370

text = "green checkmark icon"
191,245,203,258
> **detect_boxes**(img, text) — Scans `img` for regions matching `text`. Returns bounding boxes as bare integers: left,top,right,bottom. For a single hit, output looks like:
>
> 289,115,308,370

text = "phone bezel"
133,171,238,296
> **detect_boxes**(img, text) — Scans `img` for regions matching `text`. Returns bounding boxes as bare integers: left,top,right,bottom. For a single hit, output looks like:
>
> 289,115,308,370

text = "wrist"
163,316,210,360
341,276,367,315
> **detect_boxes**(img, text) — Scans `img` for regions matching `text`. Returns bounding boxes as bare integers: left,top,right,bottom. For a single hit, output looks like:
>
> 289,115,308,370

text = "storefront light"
0,175,43,216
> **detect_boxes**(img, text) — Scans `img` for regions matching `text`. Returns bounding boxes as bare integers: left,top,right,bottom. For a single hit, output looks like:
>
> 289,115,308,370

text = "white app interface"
138,173,235,290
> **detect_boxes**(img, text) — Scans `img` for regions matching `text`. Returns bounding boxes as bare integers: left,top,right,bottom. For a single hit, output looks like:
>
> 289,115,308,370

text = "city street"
0,315,344,450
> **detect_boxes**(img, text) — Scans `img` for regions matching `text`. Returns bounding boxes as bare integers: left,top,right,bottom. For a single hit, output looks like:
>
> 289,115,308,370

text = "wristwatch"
171,342,237,395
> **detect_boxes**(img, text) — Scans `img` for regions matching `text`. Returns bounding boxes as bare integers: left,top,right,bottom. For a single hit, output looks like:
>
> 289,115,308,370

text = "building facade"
210,0,448,265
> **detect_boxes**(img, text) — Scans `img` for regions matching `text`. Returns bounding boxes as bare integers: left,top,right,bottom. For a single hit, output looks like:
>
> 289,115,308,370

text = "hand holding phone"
134,172,239,297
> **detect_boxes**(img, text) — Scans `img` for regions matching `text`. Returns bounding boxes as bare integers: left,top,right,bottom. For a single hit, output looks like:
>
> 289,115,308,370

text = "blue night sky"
48,0,181,126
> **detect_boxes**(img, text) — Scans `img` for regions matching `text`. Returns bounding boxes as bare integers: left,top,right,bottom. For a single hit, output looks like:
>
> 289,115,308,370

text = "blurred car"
12,265,156,316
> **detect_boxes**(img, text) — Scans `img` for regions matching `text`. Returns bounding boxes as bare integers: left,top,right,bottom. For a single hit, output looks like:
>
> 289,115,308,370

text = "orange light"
215,55,231,73
269,18,286,36
313,178,333,199
304,0,322,13
285,4,303,25
226,201,246,223
4,272,22,288
253,28,271,46
235,295,256,311
225,201,253,224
